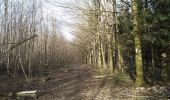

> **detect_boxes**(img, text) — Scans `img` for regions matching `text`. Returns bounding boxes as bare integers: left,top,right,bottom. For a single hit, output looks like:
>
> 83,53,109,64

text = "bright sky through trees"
43,0,75,41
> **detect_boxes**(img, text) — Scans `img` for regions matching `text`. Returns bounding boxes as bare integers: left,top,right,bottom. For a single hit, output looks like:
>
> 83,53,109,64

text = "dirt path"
38,64,93,100
0,64,112,100
38,64,117,100
1,64,170,100
38,64,170,100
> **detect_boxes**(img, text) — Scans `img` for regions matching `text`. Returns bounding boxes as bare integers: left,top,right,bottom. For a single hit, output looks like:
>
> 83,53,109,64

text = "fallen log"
16,90,37,97
93,75,113,79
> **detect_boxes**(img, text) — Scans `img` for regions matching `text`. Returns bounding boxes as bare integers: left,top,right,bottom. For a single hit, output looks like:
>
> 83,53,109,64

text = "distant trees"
74,0,170,86
0,0,76,81
74,0,126,75
1,0,170,85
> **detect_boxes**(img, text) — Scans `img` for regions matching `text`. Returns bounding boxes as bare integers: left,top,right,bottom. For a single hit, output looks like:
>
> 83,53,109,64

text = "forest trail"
0,0,170,99
38,64,134,100
38,64,114,100
1,64,170,100
37,64,170,100
38,64,93,99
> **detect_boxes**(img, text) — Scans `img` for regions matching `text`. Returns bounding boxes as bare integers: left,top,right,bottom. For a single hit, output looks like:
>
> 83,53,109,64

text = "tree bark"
132,0,144,86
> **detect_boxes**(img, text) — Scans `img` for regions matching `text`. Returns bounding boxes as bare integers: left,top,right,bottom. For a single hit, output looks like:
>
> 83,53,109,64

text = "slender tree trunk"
108,34,114,75
19,46,28,81
111,0,124,75
98,38,102,68
101,41,106,69
132,0,144,86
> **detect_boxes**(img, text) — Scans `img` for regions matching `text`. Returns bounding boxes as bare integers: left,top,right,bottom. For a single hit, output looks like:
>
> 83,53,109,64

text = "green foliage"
159,14,169,21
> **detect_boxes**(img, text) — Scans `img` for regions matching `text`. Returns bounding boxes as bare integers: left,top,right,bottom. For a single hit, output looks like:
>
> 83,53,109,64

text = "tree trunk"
132,0,144,86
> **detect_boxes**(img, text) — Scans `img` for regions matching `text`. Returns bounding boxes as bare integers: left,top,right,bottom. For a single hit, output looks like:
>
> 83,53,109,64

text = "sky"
43,0,76,41
0,0,81,41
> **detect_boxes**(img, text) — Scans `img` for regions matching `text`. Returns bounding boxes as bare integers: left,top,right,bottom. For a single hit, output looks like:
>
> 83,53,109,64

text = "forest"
0,0,170,99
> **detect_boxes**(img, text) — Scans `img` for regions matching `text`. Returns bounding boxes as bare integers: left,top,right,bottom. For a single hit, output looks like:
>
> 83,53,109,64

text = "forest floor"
0,64,170,100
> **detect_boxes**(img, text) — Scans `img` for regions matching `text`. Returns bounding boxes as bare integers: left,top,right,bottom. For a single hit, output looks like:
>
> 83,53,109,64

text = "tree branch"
1,35,38,54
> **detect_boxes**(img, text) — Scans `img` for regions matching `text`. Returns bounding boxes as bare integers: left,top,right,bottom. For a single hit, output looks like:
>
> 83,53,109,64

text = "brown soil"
0,64,170,100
